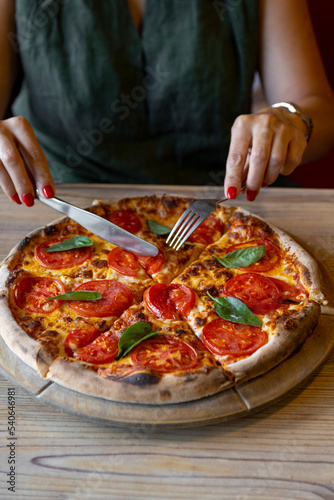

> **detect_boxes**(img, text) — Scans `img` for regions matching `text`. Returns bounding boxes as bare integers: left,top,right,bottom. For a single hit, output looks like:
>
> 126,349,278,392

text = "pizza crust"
231,208,327,305
226,301,321,383
46,357,231,405
0,264,50,376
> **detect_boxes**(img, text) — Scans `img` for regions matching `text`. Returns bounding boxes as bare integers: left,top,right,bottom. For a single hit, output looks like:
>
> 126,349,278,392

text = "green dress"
13,0,259,185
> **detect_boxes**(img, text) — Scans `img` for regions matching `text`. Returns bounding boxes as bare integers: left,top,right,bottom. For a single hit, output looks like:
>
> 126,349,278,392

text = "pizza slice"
3,220,152,376
46,282,230,404
91,195,233,283
173,207,326,383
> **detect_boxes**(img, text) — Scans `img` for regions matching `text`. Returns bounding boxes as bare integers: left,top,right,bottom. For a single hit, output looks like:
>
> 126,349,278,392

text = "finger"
225,115,252,199
0,130,35,206
240,149,251,189
6,117,55,198
262,129,290,186
246,126,274,200
0,160,21,204
281,135,307,176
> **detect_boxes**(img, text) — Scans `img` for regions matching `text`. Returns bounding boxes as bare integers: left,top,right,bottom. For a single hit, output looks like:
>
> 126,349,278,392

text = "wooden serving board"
0,260,333,428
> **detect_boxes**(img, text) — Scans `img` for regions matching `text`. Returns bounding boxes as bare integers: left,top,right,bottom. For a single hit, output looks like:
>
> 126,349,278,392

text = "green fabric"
13,0,259,185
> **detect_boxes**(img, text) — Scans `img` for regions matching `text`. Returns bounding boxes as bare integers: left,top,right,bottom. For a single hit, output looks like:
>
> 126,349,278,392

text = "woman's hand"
226,0,334,202
0,116,55,206
224,106,308,201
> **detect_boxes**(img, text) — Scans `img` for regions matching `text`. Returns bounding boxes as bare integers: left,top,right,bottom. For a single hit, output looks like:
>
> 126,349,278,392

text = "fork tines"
166,210,205,250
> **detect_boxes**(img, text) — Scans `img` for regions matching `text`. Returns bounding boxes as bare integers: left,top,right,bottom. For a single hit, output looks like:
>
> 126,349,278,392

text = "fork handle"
216,183,246,204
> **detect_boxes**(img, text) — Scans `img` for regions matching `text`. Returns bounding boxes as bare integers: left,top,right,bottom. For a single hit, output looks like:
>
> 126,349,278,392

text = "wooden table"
1,185,334,500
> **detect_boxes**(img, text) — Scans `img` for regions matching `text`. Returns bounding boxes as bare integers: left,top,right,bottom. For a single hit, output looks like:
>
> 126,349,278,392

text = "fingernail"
11,193,22,205
262,182,268,187
227,186,237,200
22,193,34,207
42,184,54,198
246,190,258,202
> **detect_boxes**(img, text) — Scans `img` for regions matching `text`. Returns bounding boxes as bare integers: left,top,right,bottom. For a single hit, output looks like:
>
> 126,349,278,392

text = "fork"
166,184,245,250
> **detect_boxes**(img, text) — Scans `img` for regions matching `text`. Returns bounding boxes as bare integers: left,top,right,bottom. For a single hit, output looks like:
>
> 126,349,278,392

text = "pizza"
0,195,327,405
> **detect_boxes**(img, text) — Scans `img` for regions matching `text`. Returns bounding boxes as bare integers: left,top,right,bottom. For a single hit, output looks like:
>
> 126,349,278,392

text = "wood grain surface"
1,185,334,500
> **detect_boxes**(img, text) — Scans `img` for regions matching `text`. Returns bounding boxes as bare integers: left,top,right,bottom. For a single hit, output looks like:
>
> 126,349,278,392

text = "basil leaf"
116,321,158,360
214,245,266,269
44,236,94,252
46,291,103,301
207,292,262,326
147,219,172,236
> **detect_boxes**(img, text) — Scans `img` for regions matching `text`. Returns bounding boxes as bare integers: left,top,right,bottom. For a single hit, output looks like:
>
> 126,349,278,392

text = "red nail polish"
11,193,22,205
42,185,54,198
246,190,258,202
22,193,34,207
262,182,268,188
227,186,237,200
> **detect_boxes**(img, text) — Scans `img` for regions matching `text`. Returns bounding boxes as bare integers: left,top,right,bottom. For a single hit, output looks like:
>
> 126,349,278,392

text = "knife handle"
35,189,88,221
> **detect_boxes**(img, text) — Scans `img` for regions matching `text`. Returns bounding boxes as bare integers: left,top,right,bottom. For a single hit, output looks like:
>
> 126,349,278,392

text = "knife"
35,190,159,256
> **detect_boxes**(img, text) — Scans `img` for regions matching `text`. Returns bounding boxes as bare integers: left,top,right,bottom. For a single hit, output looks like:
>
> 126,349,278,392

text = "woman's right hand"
0,116,55,206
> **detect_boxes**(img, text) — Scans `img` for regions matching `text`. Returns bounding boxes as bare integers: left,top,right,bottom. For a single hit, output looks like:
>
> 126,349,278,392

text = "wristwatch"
271,102,313,142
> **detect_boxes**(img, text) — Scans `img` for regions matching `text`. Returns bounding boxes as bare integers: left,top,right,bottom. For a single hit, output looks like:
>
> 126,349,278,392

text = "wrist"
271,102,313,142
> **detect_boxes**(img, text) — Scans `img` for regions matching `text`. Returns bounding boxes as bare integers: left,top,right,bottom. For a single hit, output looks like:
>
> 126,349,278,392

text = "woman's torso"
13,0,259,184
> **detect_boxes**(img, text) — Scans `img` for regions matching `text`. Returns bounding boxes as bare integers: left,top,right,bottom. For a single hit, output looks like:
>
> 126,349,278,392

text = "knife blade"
35,190,159,256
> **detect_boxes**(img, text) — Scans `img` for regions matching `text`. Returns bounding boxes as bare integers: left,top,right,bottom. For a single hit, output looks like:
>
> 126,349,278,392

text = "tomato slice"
202,318,267,357
223,272,281,315
269,277,306,303
107,210,142,234
136,248,165,275
225,238,281,272
187,216,224,245
14,277,66,314
74,331,119,364
131,336,198,373
68,280,133,318
35,238,92,270
107,247,143,278
143,283,196,319
144,284,177,320
63,327,101,357
168,284,196,317
108,246,165,278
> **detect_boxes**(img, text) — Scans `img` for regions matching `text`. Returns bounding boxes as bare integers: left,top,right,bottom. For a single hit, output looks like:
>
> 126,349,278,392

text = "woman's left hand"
224,106,308,201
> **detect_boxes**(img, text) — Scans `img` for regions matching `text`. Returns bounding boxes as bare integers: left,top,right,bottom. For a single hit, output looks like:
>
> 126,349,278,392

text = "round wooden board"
1,254,334,429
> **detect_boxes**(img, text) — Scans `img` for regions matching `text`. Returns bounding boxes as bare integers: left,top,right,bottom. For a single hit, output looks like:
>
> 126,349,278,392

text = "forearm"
0,0,18,119
293,93,334,164
260,0,334,164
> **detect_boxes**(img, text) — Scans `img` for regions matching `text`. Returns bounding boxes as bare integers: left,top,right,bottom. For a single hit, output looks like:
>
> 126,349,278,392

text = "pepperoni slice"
144,284,177,320
223,273,281,315
168,284,196,317
14,277,66,314
107,247,143,278
187,216,224,245
202,318,267,357
63,327,101,357
144,283,196,319
74,331,119,364
107,210,142,234
225,239,281,272
35,238,92,270
136,248,165,275
68,280,133,318
131,336,198,373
